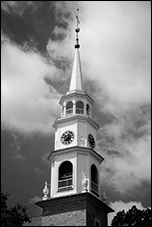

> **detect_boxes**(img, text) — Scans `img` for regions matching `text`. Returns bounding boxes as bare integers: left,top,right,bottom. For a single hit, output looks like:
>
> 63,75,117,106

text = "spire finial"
67,9,84,94
75,8,80,48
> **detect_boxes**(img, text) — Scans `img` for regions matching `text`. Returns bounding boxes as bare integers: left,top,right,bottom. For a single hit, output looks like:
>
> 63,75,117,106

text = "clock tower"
36,20,114,226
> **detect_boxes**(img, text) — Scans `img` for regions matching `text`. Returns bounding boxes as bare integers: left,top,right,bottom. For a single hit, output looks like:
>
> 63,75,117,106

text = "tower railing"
76,108,84,114
86,110,90,117
66,108,73,115
66,108,85,115
58,176,73,190
91,181,98,194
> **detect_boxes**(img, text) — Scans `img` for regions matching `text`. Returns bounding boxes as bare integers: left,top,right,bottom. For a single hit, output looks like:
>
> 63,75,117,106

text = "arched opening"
76,101,84,114
86,104,90,116
66,101,73,115
91,164,99,196
58,161,73,191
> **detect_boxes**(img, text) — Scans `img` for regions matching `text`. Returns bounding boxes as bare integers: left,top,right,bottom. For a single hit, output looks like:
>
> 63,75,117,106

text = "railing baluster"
91,181,98,193
58,177,73,189
66,108,73,115
76,108,84,114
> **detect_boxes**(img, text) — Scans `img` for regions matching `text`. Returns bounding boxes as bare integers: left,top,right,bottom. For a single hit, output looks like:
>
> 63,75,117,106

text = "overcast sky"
1,1,151,225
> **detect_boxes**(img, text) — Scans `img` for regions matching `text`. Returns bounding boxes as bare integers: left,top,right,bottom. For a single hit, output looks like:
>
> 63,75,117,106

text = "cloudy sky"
1,1,151,225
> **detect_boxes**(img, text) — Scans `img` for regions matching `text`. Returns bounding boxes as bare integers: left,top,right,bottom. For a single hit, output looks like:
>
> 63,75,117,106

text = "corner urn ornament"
42,182,49,200
82,173,88,192
101,188,107,203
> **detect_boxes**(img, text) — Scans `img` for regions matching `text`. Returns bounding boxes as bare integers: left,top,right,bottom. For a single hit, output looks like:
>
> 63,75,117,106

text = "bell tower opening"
86,104,90,116
66,101,73,115
58,161,73,192
91,164,99,196
76,100,84,114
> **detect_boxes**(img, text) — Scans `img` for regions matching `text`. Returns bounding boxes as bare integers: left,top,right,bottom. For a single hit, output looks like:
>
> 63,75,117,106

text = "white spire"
67,9,84,94
68,47,84,93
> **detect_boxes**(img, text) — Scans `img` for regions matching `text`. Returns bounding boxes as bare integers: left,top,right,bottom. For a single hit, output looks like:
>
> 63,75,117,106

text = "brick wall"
41,194,86,226
42,210,86,226
42,196,86,216
86,199,107,226
35,193,114,226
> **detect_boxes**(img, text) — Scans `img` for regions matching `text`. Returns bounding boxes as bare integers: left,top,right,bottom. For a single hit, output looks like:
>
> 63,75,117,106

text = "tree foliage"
111,205,151,226
1,190,31,226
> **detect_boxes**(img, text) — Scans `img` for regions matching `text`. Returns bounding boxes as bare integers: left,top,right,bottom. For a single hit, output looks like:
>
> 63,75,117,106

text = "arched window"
86,104,90,116
58,161,73,191
66,101,73,115
91,164,99,196
76,101,84,114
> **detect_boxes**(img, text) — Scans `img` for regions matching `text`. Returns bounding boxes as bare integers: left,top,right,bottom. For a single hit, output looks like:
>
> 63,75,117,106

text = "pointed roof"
67,47,84,94
66,25,84,95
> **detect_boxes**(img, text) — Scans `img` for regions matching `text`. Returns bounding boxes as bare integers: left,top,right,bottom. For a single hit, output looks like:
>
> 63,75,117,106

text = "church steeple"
67,11,84,94
35,9,114,226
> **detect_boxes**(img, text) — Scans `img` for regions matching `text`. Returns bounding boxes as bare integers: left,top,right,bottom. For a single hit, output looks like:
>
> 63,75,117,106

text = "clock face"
88,133,95,149
61,131,75,145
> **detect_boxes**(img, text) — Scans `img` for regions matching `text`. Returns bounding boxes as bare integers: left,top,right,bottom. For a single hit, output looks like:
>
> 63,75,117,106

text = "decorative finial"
75,8,80,48
101,187,107,203
42,182,49,200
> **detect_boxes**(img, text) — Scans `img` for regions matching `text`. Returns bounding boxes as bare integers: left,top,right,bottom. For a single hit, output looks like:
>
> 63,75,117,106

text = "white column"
84,104,86,115
73,100,76,114
63,103,66,117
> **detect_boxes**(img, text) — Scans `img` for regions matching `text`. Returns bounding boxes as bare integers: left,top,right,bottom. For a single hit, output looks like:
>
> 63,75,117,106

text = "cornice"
52,114,100,130
59,92,94,105
36,192,114,214
47,145,104,164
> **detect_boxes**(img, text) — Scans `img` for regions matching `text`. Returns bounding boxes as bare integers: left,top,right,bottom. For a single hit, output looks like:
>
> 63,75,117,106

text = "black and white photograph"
1,1,151,226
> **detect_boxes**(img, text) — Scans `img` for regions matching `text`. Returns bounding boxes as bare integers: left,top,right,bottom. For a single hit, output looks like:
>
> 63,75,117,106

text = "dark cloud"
1,1,42,16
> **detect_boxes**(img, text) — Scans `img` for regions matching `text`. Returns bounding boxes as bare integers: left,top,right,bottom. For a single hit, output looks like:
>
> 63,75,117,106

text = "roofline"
52,114,100,130
59,92,94,105
47,145,104,164
36,192,114,214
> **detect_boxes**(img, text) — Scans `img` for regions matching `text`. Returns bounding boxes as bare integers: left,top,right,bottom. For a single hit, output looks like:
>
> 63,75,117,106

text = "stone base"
35,192,114,226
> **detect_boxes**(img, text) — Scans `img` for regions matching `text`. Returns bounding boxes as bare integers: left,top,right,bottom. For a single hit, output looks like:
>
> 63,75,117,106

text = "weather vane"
75,8,80,48
75,8,80,28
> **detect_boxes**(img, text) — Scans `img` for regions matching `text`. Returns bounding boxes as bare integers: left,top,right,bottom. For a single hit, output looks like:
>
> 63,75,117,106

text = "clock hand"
65,134,71,141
